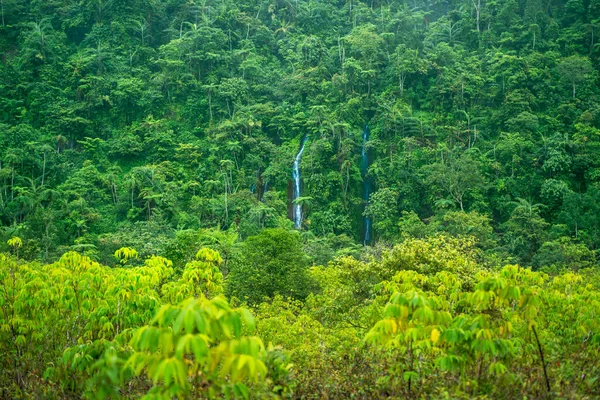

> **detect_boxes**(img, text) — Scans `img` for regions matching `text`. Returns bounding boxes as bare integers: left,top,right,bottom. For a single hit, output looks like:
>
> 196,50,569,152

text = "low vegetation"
1,234,599,398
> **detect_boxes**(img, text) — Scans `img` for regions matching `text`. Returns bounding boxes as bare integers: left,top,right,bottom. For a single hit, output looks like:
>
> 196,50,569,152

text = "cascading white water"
261,180,268,201
292,136,308,229
361,125,372,245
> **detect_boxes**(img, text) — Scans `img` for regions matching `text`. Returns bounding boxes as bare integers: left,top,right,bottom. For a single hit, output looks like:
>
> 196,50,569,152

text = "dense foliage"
2,0,600,397
1,238,599,398
2,0,600,265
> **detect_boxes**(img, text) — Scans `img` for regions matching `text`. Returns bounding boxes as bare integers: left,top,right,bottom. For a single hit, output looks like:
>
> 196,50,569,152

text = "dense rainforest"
2,0,600,265
1,0,600,398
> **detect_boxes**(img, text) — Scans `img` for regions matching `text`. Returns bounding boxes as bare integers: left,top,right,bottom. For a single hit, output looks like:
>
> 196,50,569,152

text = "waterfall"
292,135,308,229
361,125,372,245
261,180,268,201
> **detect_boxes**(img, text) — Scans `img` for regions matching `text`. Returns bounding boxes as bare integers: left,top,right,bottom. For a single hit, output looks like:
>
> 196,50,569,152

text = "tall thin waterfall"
261,180,268,201
292,135,308,229
361,125,372,245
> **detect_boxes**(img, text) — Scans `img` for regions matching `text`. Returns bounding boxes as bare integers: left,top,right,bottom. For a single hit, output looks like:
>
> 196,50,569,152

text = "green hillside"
1,0,600,397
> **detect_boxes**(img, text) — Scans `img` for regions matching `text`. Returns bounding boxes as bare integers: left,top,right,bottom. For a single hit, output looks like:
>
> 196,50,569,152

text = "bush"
226,228,312,304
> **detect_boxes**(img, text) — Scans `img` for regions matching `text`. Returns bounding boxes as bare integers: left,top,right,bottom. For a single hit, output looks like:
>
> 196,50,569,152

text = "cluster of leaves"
0,246,290,398
365,266,600,397
253,236,600,398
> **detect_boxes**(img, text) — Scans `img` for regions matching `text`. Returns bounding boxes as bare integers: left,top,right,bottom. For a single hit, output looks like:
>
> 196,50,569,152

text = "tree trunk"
41,152,46,187
11,165,14,200
532,325,551,392
399,72,406,96
208,91,213,120
473,0,481,33
224,176,229,222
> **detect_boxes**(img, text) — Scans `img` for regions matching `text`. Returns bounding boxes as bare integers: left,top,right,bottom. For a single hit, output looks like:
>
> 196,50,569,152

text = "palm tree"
127,165,159,210
225,141,242,170
249,203,276,228
220,159,235,194
34,143,54,187
129,17,150,46
40,187,60,207
13,179,40,222
138,189,163,220
75,219,88,238
21,19,55,64
510,198,545,219
106,163,121,205
204,179,221,198
88,0,113,24
84,41,112,75
198,226,239,273
53,134,68,153
274,19,295,36
184,181,201,196
123,174,138,209
4,150,23,201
